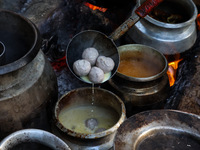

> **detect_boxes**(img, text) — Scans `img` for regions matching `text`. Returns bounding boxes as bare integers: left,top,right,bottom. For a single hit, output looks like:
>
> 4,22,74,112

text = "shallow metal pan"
114,110,200,150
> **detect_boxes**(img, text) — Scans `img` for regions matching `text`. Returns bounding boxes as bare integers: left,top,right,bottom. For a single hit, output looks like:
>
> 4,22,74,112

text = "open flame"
167,57,183,87
84,2,107,12
197,14,200,31
167,13,200,86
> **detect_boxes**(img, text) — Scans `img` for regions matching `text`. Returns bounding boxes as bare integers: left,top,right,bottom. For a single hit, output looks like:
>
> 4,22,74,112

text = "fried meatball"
89,67,104,84
82,47,99,66
73,59,91,76
96,56,115,73
85,118,98,130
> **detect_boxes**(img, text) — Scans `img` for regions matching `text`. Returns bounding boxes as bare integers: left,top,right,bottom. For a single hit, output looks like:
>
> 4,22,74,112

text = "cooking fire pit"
1,0,199,115
1,0,200,149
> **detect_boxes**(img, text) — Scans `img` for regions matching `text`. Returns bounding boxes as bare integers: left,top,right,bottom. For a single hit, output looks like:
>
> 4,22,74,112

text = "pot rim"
116,44,168,82
0,129,71,150
0,10,41,75
0,41,5,57
137,0,198,29
54,87,126,139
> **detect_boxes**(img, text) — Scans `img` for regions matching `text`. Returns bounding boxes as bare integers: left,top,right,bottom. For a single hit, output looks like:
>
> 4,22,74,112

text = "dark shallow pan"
114,110,200,150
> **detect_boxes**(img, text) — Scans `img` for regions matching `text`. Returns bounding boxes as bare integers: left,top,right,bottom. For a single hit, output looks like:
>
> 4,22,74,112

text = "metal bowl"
54,87,126,149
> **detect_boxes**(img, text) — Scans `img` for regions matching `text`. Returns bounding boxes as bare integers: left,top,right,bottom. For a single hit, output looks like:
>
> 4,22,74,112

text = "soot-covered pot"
0,10,58,139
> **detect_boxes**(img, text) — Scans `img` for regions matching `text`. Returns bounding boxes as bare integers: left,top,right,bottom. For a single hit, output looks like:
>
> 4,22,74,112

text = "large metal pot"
128,0,198,55
0,129,71,150
0,10,58,139
109,44,170,117
53,87,126,149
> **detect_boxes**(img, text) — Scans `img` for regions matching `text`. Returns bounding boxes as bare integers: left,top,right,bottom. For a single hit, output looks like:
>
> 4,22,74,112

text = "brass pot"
109,44,170,117
53,87,126,149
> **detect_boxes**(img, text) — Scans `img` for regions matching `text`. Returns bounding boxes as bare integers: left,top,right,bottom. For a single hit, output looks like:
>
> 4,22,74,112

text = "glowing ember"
51,56,67,71
197,14,200,31
84,2,107,12
167,59,183,87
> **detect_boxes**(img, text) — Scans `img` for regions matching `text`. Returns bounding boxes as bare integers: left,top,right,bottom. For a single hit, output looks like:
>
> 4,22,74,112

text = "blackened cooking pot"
0,10,58,139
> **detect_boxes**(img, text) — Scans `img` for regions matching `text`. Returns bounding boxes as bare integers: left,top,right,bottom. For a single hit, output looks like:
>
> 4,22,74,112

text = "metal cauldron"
109,44,170,117
0,10,58,139
53,87,126,149
0,129,71,150
128,0,198,55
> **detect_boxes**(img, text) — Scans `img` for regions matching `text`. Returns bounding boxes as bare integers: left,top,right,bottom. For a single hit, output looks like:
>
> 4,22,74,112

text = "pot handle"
109,0,163,41
0,129,71,150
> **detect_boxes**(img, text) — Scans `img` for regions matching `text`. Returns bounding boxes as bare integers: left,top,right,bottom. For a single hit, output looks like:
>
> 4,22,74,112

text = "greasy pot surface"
114,110,200,150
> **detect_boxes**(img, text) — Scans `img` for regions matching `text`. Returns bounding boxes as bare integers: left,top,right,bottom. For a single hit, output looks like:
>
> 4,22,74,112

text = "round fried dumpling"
85,118,98,130
82,47,99,66
89,67,104,84
96,56,115,73
73,59,91,76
